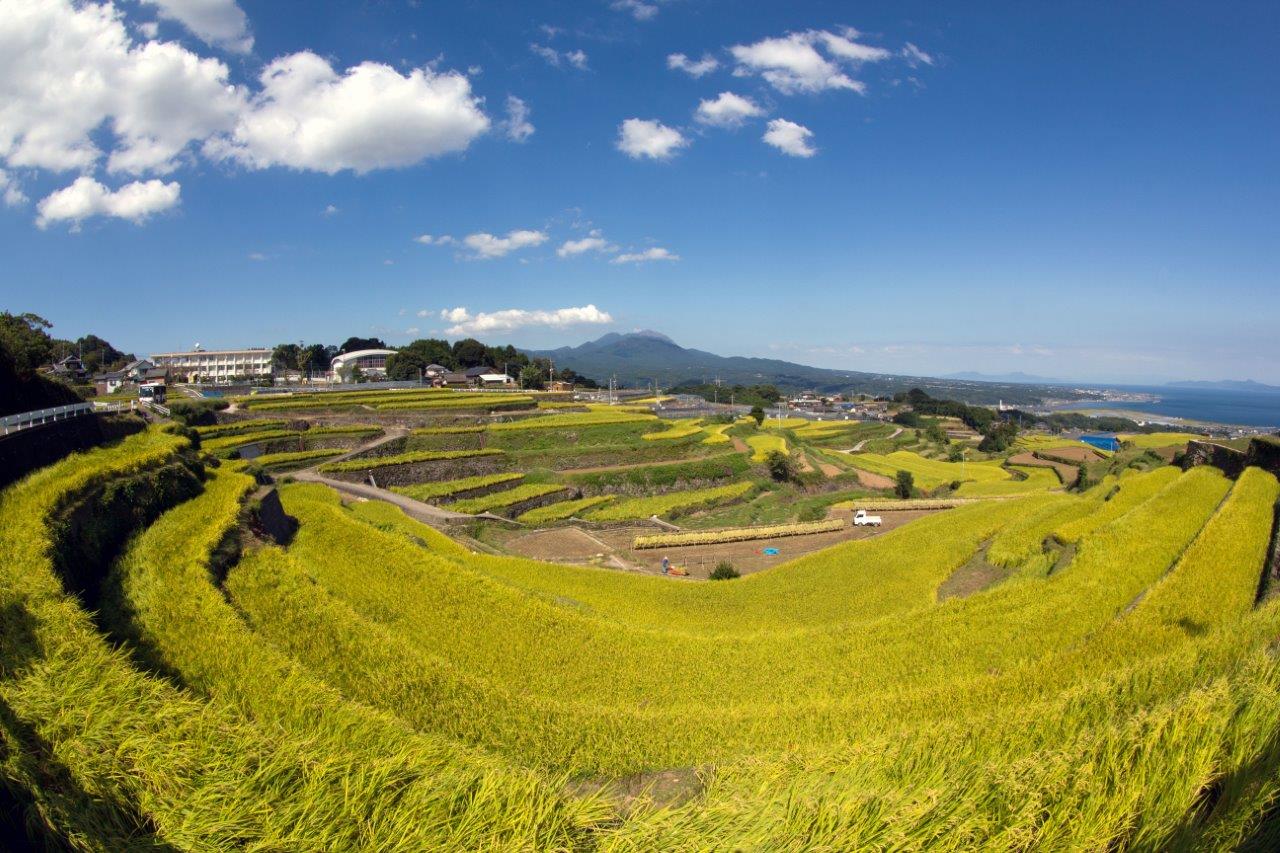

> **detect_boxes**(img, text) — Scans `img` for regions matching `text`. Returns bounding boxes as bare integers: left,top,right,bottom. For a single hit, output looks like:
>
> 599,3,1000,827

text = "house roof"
478,374,511,382
463,365,493,377
123,359,154,371
425,364,447,372
95,371,126,381
141,367,168,380
442,372,471,382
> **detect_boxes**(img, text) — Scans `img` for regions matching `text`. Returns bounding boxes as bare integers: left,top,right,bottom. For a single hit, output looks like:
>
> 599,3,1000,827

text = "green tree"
0,312,56,375
926,420,947,444
749,405,765,426
895,470,915,499
452,338,489,368
337,336,387,354
519,364,545,390
1074,462,1090,492
271,343,301,372
948,443,965,462
765,450,796,482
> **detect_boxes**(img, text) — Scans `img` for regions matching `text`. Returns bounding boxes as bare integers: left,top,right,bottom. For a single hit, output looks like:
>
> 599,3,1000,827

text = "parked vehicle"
139,382,166,404
853,509,882,527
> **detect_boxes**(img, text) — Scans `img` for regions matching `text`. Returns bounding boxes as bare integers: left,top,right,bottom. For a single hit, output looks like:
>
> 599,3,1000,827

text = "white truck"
853,509,882,527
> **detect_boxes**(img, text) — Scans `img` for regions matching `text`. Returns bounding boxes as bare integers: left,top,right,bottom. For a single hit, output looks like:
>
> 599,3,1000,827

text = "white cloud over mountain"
440,304,613,336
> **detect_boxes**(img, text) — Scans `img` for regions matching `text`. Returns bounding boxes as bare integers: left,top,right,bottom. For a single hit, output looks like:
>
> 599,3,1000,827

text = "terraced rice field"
11,418,1280,850
843,449,1011,490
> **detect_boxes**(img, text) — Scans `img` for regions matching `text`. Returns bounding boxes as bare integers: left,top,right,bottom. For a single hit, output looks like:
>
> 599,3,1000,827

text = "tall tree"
337,337,387,354
451,338,489,368
0,312,56,375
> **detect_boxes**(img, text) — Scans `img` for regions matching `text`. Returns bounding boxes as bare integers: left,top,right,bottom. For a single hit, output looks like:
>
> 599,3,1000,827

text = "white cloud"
208,52,489,174
415,233,455,245
0,169,27,207
557,229,615,258
137,20,159,39
462,228,548,259
441,304,613,337
36,176,180,229
322,203,339,215
611,247,679,264
730,28,889,94
694,92,764,128
247,251,266,260
762,118,816,157
0,0,246,175
530,43,588,70
503,95,534,142
616,118,688,160
612,0,658,21
139,0,253,53
415,308,433,317
667,52,719,77
902,42,934,67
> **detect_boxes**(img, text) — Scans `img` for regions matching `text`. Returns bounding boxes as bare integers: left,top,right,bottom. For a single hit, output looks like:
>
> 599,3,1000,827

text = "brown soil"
854,469,895,490
582,509,938,578
937,546,1010,601
1008,452,1078,485
796,453,815,474
817,461,842,477
505,527,620,563
1038,446,1103,463
731,436,749,453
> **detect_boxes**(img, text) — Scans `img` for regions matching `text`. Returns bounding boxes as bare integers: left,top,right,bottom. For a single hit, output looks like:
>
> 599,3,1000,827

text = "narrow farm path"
318,425,408,465
289,470,479,523
845,426,905,453
731,436,750,453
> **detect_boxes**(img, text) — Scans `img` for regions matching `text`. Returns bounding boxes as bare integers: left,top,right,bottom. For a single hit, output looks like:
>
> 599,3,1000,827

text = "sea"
1051,385,1280,429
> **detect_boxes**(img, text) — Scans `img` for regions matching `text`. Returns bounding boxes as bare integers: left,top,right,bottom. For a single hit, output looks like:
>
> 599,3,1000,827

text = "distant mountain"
944,371,1069,385
523,332,1098,406
1167,379,1280,393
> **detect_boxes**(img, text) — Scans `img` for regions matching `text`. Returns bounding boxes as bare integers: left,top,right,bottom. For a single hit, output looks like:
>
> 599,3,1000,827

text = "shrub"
895,470,914,499
765,450,796,482
709,561,740,580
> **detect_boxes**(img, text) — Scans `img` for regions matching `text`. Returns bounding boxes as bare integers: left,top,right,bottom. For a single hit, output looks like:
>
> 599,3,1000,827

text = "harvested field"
1038,446,1103,463
1008,452,1077,485
854,468,895,490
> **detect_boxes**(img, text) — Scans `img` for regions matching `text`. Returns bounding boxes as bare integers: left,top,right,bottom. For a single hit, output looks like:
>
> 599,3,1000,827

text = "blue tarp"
1080,433,1121,452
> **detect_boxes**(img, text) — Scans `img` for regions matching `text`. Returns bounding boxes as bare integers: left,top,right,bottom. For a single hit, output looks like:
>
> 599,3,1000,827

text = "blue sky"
1,0,1277,384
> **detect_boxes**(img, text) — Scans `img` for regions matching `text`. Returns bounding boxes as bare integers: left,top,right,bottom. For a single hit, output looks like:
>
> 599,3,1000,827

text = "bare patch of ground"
854,468,895,490
570,766,708,814
817,461,842,477
1038,446,1103,463
937,545,1010,601
1008,452,1077,485
731,436,749,453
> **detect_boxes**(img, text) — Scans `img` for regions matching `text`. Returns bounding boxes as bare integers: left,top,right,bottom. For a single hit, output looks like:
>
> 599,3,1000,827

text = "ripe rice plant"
490,410,656,430
200,428,300,453
516,495,616,523
831,497,981,510
391,473,524,501
746,433,787,462
701,423,733,444
585,481,757,520
954,465,1061,497
412,425,487,434
193,418,286,438
1121,431,1206,448
10,416,1280,850
377,394,534,411
634,518,844,549
318,447,503,472
251,448,344,468
844,449,1011,489
642,419,704,440
447,483,569,514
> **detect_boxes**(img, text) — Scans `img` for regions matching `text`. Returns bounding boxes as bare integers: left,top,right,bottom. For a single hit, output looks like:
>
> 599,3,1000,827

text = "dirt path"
731,436,749,453
290,470,478,523
845,426,903,453
318,425,407,465
796,453,815,474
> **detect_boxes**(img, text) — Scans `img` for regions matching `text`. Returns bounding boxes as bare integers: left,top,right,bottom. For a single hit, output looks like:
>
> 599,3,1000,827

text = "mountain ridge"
523,332,1095,406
